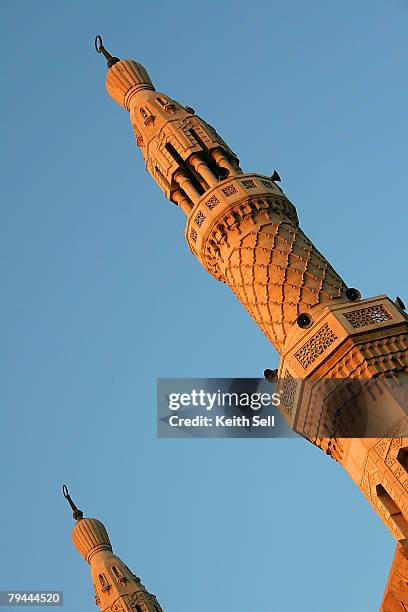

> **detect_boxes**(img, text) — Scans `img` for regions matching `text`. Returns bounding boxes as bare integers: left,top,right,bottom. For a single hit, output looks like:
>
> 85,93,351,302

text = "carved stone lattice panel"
279,370,297,416
343,304,392,328
194,211,206,227
221,185,238,197
294,323,338,370
241,179,256,189
206,195,220,210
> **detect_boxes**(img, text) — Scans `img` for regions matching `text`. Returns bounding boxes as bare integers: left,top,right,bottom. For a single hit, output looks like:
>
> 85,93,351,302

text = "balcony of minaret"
168,146,246,216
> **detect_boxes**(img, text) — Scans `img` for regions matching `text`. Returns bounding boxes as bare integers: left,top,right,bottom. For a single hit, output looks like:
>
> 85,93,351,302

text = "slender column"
172,189,193,215
212,149,243,176
173,170,201,204
189,154,218,187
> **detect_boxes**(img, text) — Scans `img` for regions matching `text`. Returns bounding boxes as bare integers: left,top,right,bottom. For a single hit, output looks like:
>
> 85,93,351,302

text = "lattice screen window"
280,370,297,416
194,211,206,227
206,195,220,210
295,323,338,369
221,185,238,197
241,179,256,189
343,304,392,328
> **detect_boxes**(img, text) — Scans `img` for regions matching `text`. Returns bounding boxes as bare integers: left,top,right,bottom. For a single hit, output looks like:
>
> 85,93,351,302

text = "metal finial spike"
94,35,120,69
62,485,84,521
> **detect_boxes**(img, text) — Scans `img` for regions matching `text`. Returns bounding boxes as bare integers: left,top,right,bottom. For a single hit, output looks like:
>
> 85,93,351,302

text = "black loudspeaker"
297,313,313,329
345,287,361,302
264,368,278,383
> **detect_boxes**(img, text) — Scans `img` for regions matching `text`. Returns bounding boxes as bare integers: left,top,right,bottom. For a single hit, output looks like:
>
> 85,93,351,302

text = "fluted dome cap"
106,60,155,110
72,518,112,563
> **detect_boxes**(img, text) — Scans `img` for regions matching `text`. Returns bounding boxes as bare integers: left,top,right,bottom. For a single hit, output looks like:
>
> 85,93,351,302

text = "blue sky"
1,1,407,610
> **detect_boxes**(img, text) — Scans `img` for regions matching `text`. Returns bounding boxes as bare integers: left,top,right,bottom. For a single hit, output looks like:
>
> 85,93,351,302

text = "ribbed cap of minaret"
95,36,155,110
106,60,155,110
72,517,112,563
63,485,112,563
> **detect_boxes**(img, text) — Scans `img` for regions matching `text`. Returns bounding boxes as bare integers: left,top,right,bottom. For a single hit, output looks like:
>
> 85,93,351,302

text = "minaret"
95,35,347,354
63,486,163,612
95,37,408,605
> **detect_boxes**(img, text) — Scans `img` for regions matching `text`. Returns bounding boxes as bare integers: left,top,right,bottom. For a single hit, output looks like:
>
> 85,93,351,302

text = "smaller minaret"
63,486,163,611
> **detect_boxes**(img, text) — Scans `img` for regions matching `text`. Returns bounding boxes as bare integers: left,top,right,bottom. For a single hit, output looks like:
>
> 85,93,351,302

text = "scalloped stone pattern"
212,213,346,352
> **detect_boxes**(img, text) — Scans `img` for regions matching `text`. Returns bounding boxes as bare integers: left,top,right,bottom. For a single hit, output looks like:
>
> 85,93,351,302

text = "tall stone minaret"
63,486,163,612
95,37,408,607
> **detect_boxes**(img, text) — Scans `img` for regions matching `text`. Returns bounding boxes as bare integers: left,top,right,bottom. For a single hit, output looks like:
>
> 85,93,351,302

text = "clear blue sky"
1,1,407,610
